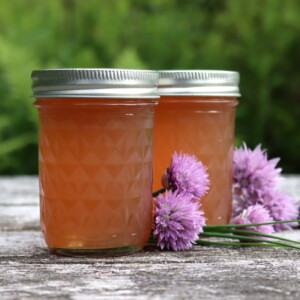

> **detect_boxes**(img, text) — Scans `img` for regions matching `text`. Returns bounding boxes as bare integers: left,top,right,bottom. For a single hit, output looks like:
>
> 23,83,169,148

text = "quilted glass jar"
153,70,240,225
32,69,158,256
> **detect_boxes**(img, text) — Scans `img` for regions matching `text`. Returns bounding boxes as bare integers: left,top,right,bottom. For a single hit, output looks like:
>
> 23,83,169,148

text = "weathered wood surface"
0,176,300,300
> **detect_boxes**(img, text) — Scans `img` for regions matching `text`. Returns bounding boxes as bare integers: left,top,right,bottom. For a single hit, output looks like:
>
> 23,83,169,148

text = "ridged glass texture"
36,98,154,255
153,96,238,225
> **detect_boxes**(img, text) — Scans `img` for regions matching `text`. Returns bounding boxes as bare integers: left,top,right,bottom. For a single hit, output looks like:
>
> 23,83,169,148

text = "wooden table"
1,176,300,299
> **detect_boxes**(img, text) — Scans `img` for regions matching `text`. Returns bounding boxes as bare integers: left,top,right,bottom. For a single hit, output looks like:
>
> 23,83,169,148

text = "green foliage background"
0,0,300,174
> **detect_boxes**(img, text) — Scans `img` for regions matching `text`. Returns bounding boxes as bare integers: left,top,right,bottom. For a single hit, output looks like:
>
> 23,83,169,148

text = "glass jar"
153,70,240,225
31,68,158,256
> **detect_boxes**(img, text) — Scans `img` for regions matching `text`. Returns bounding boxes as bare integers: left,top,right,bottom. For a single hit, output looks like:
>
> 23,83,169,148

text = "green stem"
152,188,166,197
204,228,300,245
196,240,284,248
203,219,300,230
200,232,300,250
148,233,156,244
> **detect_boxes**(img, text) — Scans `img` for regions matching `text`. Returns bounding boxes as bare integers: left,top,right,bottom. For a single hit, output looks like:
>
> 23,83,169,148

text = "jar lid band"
158,70,240,97
31,68,159,99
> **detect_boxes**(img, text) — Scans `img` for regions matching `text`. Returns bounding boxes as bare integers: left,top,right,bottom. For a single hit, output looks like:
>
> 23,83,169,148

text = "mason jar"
31,68,158,256
153,70,240,225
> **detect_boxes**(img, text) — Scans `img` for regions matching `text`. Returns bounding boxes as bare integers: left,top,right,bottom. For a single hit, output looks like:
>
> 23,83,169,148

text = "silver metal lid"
158,70,240,96
31,68,159,98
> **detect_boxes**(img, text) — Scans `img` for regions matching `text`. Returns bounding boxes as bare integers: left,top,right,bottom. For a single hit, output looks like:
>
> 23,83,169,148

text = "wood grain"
0,176,300,299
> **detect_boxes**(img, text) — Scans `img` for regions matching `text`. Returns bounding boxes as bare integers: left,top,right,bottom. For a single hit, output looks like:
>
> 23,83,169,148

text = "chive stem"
196,240,283,248
204,219,300,230
152,188,166,197
199,232,300,250
203,228,300,245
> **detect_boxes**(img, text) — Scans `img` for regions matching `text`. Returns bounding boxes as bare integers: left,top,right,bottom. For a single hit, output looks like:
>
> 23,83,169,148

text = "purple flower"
161,152,209,201
232,193,258,217
232,143,282,217
233,189,299,232
233,143,281,202
233,204,274,238
262,191,299,231
153,191,206,251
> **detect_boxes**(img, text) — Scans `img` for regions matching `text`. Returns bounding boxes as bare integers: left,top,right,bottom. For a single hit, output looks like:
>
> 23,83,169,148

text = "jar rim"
158,70,241,97
31,68,159,99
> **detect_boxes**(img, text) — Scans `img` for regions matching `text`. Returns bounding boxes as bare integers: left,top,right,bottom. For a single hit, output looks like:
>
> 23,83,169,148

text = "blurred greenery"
0,0,300,174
